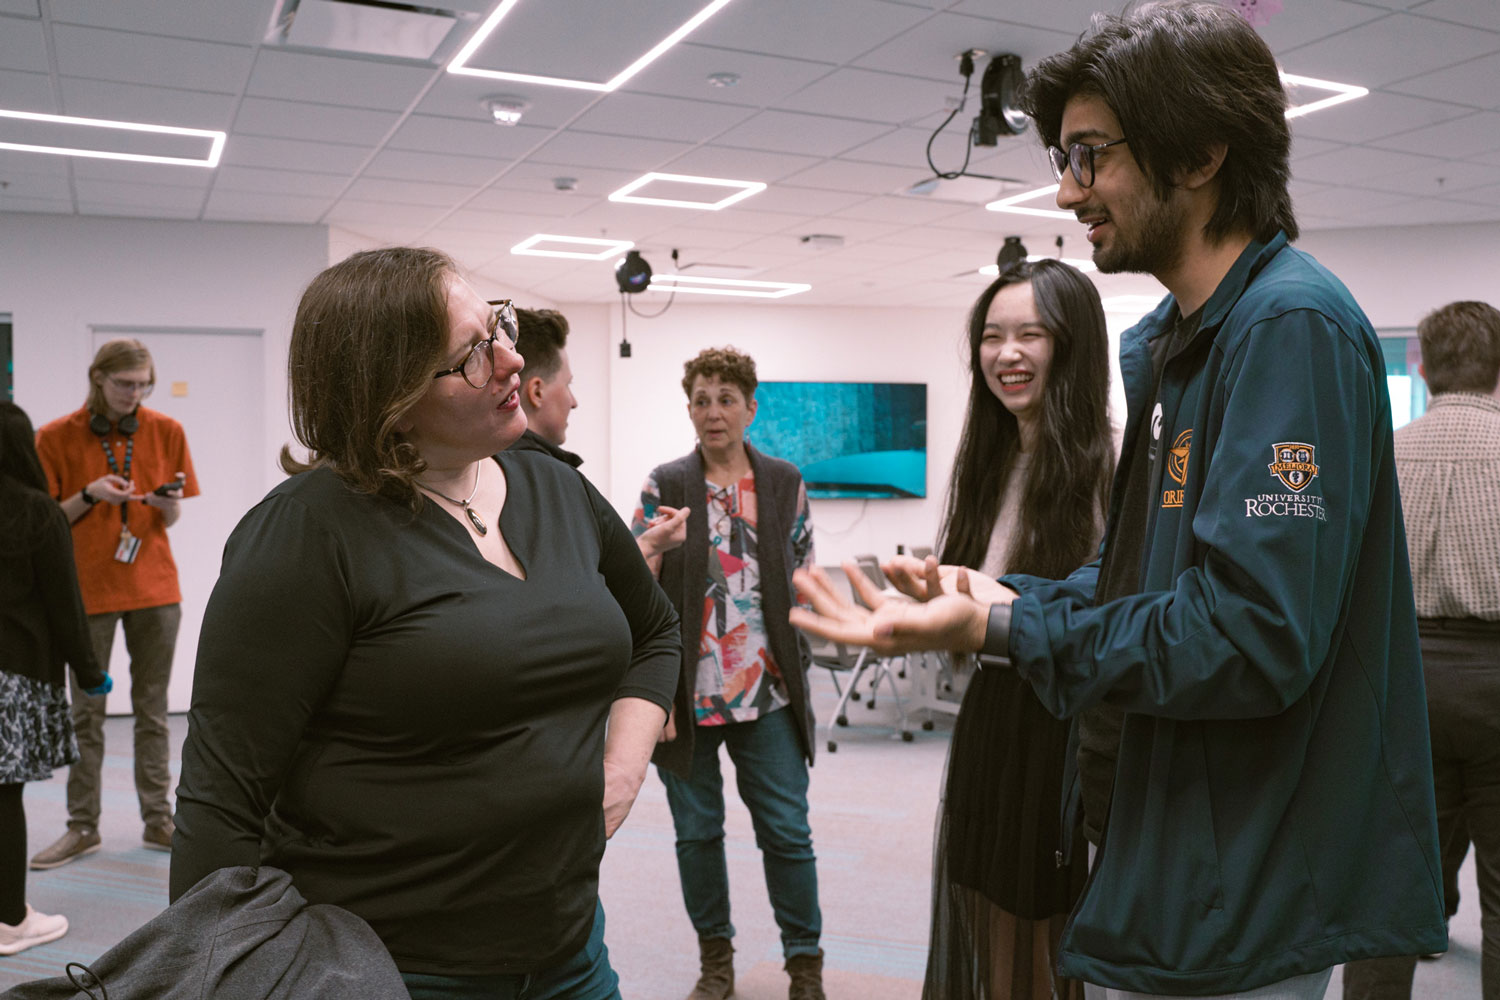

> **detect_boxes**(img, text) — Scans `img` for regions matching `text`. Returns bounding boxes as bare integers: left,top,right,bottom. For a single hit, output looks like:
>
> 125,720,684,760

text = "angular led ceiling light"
0,108,225,167
650,275,810,299
1280,72,1368,119
448,0,737,92
609,172,766,210
985,184,1071,220
511,234,635,259
980,255,1097,275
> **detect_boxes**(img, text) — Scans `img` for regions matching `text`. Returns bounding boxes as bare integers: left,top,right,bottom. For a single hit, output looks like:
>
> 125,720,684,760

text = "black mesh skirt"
0,671,78,784
923,665,1087,1000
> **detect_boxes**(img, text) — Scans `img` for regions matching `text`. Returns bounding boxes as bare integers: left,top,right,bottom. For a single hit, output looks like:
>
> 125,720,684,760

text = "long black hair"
938,259,1113,578
0,401,57,552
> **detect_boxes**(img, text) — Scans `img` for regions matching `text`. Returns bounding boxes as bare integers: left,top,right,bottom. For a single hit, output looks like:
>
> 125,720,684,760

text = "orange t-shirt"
35,407,200,615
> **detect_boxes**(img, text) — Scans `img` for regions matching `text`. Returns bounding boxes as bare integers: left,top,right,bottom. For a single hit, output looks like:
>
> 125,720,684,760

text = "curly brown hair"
279,247,456,512
681,346,757,399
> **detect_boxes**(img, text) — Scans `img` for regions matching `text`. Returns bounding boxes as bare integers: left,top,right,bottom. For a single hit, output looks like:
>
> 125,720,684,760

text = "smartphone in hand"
152,480,185,497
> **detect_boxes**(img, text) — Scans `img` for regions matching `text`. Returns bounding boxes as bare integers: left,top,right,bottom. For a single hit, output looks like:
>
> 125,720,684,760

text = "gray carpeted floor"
0,669,1485,998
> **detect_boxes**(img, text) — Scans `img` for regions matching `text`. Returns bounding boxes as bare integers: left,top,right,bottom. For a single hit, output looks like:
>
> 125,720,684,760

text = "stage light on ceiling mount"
448,0,738,92
512,234,634,260
985,184,1073,220
973,53,1028,146
996,236,1028,270
616,250,653,294
608,172,766,210
483,96,529,126
0,107,226,167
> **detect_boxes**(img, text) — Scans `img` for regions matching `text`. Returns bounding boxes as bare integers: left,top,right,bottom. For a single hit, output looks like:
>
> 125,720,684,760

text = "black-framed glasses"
433,299,517,389
106,375,154,398
1047,137,1129,188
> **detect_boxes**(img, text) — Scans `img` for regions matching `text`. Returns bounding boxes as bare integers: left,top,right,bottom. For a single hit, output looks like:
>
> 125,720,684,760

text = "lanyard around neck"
98,432,133,528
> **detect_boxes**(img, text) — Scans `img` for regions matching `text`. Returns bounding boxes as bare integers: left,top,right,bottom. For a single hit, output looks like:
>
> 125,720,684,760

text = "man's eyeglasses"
107,376,154,398
1047,137,1129,189
432,299,518,390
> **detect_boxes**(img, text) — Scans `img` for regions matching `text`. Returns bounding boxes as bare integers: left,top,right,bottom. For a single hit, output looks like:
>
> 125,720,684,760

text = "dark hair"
86,338,155,415
0,401,56,551
938,260,1113,578
1020,0,1296,244
1418,300,1500,395
280,247,456,511
516,307,570,383
682,346,757,399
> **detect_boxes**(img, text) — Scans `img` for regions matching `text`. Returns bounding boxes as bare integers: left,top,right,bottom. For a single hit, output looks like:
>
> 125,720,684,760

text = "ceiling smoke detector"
483,96,529,126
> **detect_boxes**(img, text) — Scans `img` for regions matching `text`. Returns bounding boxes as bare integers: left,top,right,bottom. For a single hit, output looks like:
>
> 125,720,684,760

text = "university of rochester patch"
1245,441,1327,521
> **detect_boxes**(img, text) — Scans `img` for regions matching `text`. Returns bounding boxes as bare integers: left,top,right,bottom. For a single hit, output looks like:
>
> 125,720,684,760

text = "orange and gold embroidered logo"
1162,428,1191,508
1268,442,1319,492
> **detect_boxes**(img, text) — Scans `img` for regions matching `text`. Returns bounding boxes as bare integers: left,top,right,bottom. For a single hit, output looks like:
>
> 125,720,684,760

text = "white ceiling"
1,0,1498,307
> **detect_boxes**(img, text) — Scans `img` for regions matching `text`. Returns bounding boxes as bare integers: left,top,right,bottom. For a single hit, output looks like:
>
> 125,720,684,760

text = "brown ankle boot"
685,936,734,1000
785,950,826,1000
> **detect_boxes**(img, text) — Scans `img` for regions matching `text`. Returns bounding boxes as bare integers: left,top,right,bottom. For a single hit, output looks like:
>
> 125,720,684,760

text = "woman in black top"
0,402,111,956
170,248,679,1000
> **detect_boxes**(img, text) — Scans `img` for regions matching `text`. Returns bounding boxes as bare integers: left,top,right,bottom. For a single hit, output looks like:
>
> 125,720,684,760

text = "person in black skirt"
922,260,1112,999
0,402,112,956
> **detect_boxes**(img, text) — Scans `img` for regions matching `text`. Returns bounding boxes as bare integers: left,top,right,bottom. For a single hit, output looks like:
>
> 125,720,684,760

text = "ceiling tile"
483,161,637,198
245,49,438,113
464,187,581,216
343,176,475,207
569,92,756,143
660,144,822,183
202,188,334,223
412,72,598,128
784,158,928,194
0,148,70,178
47,0,268,45
72,176,209,209
0,0,39,15
70,157,215,184
1252,1,1389,55
526,130,694,171
1292,185,1411,218
0,170,69,199
1279,13,1500,87
1323,194,1500,225
946,0,1107,34
1389,51,1500,109
385,114,550,159
1291,136,1347,162
831,194,975,224
621,43,835,109
221,134,372,175
0,68,55,113
636,226,758,251
1289,91,1471,143
213,164,351,197
234,96,399,145
1456,182,1500,205
440,206,577,236
325,198,446,228
364,147,508,186
690,0,931,65
0,15,48,73
79,201,201,220
852,12,1078,84
0,195,72,214
732,184,869,216
1410,0,1500,32
52,24,255,94
774,67,964,129
59,77,235,130
1359,158,1500,195
713,110,891,158
1293,146,1444,184
1368,110,1500,157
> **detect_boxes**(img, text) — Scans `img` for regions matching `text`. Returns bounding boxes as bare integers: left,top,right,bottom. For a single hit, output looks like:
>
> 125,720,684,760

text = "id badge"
114,527,141,564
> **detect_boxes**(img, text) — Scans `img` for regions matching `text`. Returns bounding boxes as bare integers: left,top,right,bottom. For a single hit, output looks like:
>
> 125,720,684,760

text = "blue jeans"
659,707,822,958
401,900,619,1000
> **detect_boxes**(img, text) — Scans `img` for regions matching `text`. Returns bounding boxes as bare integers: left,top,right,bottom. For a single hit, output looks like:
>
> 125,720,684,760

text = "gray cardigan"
649,443,816,778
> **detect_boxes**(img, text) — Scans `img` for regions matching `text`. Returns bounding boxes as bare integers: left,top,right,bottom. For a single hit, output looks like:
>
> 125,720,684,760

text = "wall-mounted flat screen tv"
752,381,927,498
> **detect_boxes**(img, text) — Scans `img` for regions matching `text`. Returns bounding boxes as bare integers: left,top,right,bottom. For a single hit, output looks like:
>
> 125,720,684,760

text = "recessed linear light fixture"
448,0,737,92
980,255,1096,275
648,274,810,299
985,184,1071,220
609,172,766,210
0,108,226,167
1280,71,1368,119
511,234,635,260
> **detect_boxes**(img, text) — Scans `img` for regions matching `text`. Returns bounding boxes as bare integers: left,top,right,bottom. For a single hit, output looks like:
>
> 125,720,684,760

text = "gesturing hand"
789,558,993,657
881,555,1019,606
638,505,690,558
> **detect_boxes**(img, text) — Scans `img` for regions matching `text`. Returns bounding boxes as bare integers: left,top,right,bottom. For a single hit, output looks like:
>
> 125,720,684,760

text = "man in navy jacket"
791,2,1445,996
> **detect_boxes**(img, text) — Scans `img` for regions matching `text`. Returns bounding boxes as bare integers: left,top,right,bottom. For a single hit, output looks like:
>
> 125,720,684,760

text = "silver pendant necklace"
419,463,488,536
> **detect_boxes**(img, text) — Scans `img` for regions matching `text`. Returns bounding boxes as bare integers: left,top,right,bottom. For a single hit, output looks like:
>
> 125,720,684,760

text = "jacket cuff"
977,602,1012,668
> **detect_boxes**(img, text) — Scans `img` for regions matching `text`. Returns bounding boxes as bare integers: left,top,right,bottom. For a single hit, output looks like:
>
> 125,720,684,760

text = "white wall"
2,212,329,711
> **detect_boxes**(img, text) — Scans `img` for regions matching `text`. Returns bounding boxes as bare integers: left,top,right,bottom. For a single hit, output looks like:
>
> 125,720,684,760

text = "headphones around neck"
90,410,138,436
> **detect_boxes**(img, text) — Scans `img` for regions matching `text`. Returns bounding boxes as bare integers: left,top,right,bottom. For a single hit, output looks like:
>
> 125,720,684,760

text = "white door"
91,328,264,714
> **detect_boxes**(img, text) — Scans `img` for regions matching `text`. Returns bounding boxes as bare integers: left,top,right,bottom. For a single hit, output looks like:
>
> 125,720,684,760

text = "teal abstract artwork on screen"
752,382,927,498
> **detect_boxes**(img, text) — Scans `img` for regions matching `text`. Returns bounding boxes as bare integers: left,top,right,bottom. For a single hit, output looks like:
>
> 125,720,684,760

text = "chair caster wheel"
827,741,837,752
901,731,914,742
851,692,861,702
836,715,848,727
921,720,935,731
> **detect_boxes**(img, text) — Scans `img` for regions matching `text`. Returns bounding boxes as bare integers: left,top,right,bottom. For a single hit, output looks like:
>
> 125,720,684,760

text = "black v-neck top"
170,452,680,975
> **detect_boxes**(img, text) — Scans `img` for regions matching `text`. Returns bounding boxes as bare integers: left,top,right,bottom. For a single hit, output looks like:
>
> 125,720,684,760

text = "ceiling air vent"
267,0,475,62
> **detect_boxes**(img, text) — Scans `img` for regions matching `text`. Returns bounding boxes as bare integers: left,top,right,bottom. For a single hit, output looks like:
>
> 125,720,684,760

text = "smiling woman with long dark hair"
924,259,1112,1000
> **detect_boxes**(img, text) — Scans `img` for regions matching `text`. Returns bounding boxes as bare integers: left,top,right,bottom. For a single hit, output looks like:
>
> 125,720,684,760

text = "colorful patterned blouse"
634,470,815,725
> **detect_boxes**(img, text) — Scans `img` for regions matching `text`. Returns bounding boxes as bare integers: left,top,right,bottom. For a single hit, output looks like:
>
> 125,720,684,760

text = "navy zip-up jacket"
1001,233,1446,993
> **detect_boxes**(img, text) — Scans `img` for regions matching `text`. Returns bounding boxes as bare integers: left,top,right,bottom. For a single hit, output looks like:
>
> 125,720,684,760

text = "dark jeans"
658,707,822,958
401,900,619,1000
1343,618,1500,1000
67,604,180,830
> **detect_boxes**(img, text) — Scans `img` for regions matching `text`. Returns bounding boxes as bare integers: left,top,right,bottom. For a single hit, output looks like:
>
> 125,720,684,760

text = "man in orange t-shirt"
31,339,199,870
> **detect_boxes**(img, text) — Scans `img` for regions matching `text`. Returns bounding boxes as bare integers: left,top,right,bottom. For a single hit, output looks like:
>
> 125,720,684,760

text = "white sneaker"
0,905,69,955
